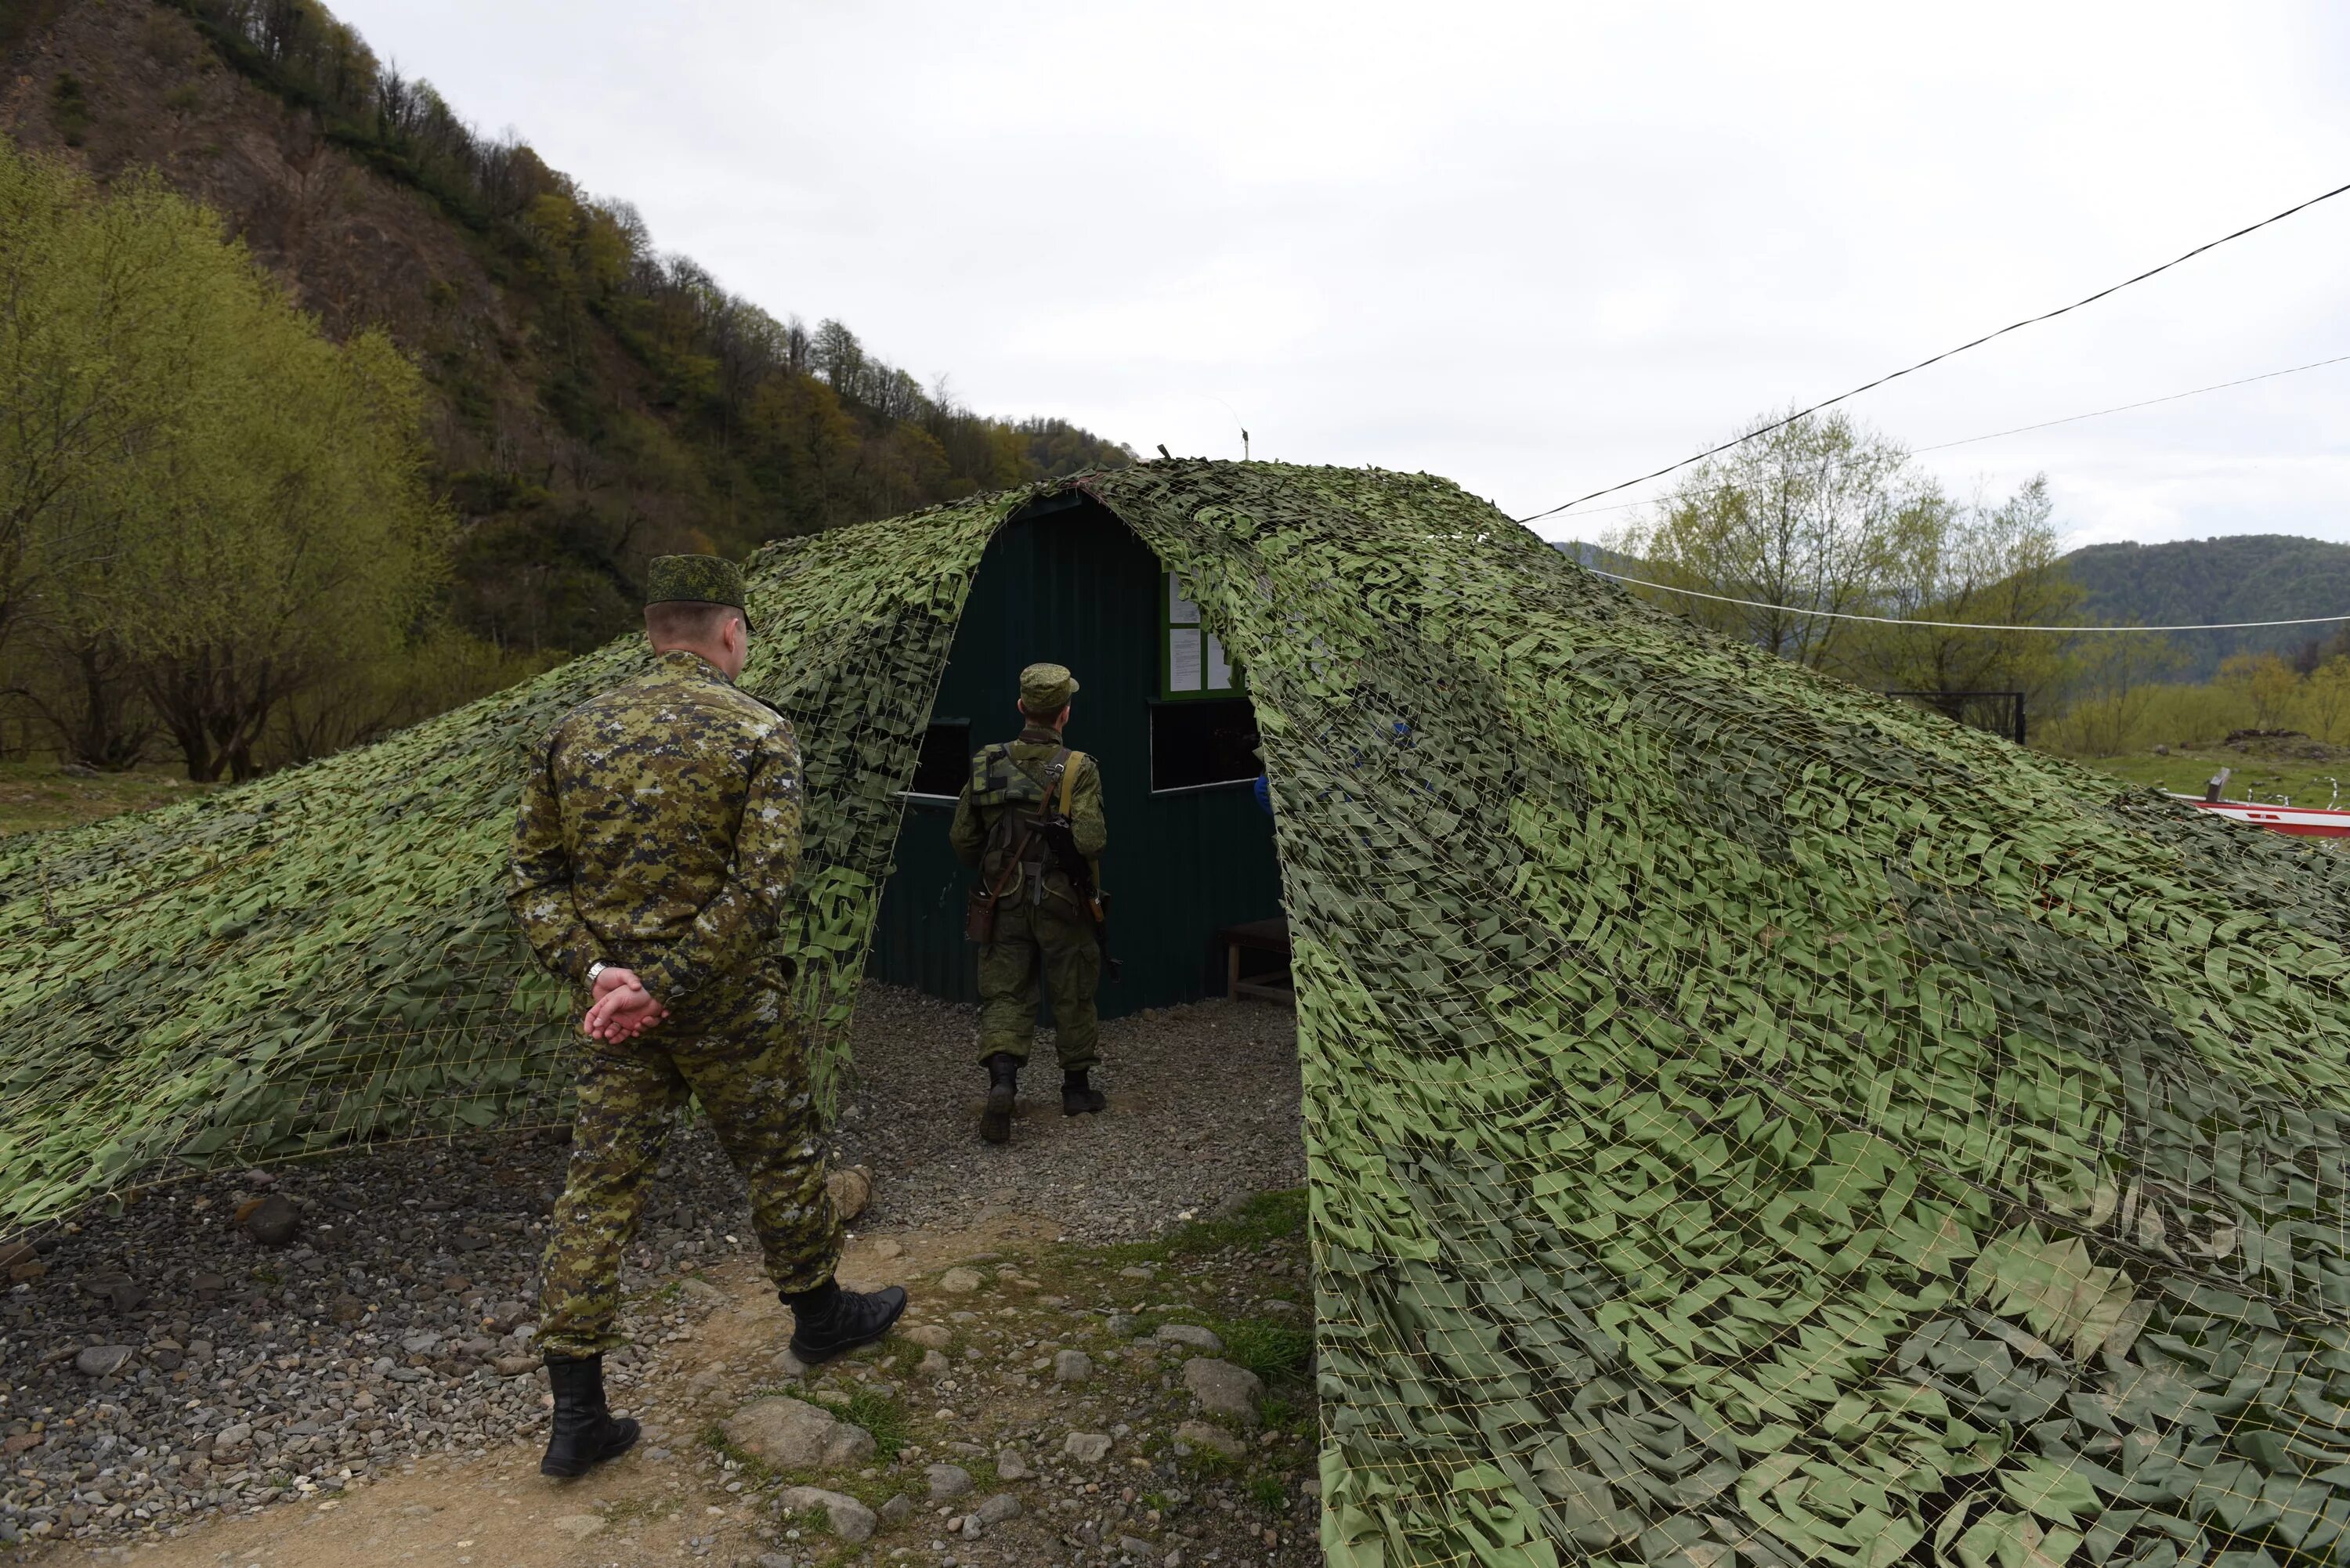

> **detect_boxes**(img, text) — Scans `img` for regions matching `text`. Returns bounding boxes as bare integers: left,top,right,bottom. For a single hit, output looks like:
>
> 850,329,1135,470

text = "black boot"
1062,1068,1107,1116
979,1052,1020,1144
785,1277,909,1364
539,1353,640,1478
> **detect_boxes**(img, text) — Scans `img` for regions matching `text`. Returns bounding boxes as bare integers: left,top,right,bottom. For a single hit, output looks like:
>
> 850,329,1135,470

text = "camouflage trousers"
975,897,1101,1071
538,983,839,1359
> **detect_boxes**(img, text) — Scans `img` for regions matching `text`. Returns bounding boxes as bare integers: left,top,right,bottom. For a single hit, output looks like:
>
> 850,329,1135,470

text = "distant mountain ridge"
2057,535,2350,677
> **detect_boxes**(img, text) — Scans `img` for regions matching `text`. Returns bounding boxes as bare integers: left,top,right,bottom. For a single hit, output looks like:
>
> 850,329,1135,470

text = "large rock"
938,1266,984,1294
903,1323,953,1349
1155,1324,1224,1352
826,1165,873,1223
1183,1359,1264,1425
974,1493,1021,1526
723,1397,876,1471
927,1463,973,1501
773,1486,877,1544
1177,1420,1246,1458
1064,1431,1112,1462
74,1345,133,1378
1054,1349,1093,1383
242,1194,299,1248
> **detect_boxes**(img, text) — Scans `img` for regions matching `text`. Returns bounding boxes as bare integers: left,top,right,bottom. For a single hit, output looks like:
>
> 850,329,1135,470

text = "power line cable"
1911,350,2350,453
1585,567,2350,633
1519,176,2350,526
1546,348,2350,529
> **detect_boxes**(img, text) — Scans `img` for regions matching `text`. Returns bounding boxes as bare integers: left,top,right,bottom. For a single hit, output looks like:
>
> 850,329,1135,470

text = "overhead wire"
1583,567,2350,633
1517,175,2350,526
1543,349,2350,530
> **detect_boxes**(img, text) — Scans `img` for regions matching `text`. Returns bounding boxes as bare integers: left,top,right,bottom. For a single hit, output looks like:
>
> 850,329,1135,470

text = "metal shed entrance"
866,491,1284,1017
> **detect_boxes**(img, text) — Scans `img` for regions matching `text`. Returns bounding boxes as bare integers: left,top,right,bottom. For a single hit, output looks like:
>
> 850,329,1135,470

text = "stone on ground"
552,1515,604,1540
1183,1358,1264,1425
1155,1323,1223,1352
996,1448,1032,1480
722,1396,876,1470
903,1322,953,1349
926,1462,973,1501
73,1345,132,1378
974,1493,1021,1526
1054,1349,1093,1382
1176,1419,1246,1458
1064,1430,1113,1462
938,1266,984,1293
772,1485,877,1544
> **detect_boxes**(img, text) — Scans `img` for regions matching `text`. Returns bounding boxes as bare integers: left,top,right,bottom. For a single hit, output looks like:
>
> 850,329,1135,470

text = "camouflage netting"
9,461,2350,1567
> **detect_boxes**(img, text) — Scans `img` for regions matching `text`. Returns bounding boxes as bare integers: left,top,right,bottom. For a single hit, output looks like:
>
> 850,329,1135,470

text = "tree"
1855,475,2082,714
2217,652,2298,732
0,143,204,665
2302,656,2350,745
2055,635,2188,757
1,139,446,780
1607,409,1928,673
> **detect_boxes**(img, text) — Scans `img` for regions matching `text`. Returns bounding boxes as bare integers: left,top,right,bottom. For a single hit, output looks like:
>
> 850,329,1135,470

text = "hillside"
0,0,1132,656
2059,533,2350,677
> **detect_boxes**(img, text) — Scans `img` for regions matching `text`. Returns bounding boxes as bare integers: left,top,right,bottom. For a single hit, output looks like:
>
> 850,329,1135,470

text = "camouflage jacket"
948,723,1107,909
508,649,804,1007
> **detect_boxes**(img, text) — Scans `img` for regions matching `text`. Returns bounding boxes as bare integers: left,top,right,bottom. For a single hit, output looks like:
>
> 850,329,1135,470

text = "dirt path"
31,1205,1321,1568
58,1233,1000,1568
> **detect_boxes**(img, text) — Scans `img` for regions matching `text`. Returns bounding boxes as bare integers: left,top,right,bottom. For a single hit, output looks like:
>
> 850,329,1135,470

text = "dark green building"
866,490,1285,1017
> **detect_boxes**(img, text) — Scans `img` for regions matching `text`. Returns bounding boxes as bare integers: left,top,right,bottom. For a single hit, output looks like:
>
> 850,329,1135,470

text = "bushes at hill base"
10,461,2350,1567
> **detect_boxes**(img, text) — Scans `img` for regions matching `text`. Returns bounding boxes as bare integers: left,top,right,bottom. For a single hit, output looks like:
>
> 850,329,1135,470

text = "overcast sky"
334,1,2350,553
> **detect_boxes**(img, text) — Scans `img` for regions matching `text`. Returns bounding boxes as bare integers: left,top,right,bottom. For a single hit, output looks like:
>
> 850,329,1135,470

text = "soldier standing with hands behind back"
508,555,906,1480
952,662,1111,1144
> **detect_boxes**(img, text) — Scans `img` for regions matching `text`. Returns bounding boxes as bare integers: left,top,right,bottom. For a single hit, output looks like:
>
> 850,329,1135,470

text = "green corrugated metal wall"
867,493,1283,1016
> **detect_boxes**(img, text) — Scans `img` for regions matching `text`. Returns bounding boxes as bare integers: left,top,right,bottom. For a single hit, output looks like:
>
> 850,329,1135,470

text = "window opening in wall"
1160,571,1242,700
906,720,972,799
1151,698,1258,793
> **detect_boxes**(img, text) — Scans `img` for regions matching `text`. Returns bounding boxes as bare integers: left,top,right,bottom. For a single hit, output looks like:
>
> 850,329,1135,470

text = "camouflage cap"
1020,662,1079,714
645,554,753,630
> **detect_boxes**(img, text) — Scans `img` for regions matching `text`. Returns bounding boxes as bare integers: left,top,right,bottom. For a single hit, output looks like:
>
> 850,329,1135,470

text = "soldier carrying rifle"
950,662,1113,1143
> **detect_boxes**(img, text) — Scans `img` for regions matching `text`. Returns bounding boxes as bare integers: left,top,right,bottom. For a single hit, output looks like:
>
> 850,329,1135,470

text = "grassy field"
0,760,212,835
2077,746,2350,808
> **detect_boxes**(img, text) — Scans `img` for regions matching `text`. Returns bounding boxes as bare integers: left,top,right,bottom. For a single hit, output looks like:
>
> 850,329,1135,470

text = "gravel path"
836,988,1305,1243
0,984,1305,1556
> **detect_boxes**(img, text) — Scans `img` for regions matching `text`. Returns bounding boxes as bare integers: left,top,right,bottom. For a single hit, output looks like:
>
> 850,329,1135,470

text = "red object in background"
2170,794,2350,839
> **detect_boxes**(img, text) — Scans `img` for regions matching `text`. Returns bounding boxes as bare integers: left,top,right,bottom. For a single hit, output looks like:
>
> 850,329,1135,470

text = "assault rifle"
1036,814,1120,983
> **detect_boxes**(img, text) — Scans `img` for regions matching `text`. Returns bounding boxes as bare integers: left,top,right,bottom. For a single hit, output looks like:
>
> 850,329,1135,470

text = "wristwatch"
586,960,610,985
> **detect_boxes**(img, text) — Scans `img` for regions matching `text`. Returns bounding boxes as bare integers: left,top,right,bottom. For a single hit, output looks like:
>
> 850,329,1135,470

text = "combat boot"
539,1353,640,1478
1062,1068,1107,1116
978,1052,1020,1144
785,1277,909,1364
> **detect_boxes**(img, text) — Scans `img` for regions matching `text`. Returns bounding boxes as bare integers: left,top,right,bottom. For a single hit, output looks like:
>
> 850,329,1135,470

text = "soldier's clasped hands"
581,965,667,1042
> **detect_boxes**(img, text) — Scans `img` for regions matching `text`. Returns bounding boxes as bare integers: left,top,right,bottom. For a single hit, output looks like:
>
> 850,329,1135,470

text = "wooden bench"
1220,917,1294,1006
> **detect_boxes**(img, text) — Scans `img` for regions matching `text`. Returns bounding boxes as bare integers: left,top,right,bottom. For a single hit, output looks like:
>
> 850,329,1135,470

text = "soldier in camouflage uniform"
950,662,1110,1143
508,554,906,1479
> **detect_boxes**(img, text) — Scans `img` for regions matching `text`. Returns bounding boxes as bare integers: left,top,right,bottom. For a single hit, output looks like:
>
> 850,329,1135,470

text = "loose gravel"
834,988,1304,1243
0,984,1305,1556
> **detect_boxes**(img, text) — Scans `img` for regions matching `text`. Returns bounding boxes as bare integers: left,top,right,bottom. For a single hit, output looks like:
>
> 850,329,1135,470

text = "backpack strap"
1057,750,1083,817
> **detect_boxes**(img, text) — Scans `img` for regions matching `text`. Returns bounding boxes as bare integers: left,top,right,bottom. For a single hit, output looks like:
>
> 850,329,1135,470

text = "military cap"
645,554,753,630
1020,662,1079,714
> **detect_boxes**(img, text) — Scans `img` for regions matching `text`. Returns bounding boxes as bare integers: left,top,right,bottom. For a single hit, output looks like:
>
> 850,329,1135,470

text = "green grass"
0,761,210,836
837,1387,910,1460
1249,1476,1289,1512
1091,1188,1308,1268
2078,748,2350,807
1216,1319,1313,1385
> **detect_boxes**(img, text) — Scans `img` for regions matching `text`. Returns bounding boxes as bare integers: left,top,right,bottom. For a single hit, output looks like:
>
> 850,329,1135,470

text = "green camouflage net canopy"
10,461,2350,1567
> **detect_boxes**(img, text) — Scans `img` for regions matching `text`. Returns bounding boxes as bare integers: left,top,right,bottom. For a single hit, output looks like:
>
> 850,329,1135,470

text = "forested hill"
0,0,1133,656
2058,535,2350,677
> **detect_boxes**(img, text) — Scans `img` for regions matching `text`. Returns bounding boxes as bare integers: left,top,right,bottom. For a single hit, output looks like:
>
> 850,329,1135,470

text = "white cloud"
333,0,2350,547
